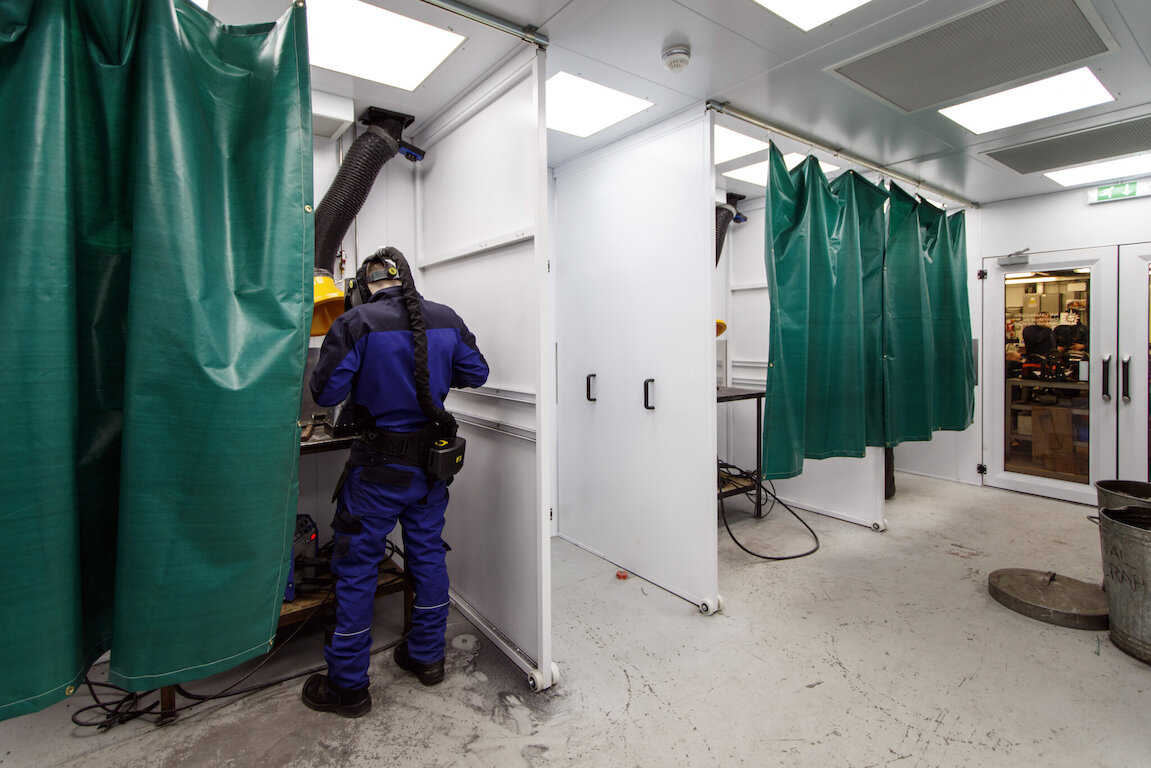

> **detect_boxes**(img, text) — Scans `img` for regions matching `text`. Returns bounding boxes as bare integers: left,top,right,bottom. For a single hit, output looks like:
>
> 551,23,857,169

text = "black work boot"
393,640,445,686
301,674,371,718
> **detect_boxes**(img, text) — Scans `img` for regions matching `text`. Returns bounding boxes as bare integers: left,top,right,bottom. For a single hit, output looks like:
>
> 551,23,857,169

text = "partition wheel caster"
871,520,888,532
699,595,724,615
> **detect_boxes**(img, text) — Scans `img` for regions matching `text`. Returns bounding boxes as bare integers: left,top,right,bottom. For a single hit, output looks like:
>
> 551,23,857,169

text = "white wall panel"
421,241,537,395
411,48,554,688
442,425,539,658
417,76,537,265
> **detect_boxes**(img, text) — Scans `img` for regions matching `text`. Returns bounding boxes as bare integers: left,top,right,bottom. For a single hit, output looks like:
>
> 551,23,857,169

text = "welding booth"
1,0,975,720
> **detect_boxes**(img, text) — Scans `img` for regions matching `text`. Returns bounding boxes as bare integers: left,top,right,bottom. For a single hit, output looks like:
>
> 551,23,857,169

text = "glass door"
1118,243,1151,481
983,246,1117,505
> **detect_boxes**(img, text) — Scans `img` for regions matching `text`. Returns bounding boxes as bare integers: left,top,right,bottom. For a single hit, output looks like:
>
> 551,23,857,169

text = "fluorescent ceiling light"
939,67,1113,135
783,153,840,173
1074,268,1092,274
1044,154,1151,187
307,0,465,92
1005,272,1035,279
750,0,873,32
723,155,841,186
546,72,653,138
714,126,769,164
1006,276,1061,284
722,161,770,186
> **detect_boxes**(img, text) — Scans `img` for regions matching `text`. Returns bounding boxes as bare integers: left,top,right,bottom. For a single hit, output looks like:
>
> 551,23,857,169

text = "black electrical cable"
72,541,408,729
718,460,819,561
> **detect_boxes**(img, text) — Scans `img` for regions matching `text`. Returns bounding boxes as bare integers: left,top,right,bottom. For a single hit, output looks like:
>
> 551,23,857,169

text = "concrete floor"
2,472,1148,767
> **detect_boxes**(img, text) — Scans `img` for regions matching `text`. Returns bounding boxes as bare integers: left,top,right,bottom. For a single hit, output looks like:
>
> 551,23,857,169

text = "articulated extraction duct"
714,192,745,267
311,108,416,336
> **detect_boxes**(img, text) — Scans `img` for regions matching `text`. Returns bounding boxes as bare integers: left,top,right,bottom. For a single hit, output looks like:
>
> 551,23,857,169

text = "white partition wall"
412,48,556,690
723,194,886,529
555,109,721,614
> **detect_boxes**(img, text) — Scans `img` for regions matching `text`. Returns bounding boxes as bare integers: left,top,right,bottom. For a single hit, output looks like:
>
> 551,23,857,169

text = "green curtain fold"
1,0,311,719
761,145,975,479
883,183,936,444
762,145,889,479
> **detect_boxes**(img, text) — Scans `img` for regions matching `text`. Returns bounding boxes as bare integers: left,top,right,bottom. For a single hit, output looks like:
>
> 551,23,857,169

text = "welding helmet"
311,269,345,336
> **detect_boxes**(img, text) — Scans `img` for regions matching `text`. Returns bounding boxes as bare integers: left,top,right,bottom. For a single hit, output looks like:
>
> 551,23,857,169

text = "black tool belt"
357,424,443,467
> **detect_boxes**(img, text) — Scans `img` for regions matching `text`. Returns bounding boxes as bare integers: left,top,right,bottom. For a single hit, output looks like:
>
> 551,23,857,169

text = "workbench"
717,386,766,518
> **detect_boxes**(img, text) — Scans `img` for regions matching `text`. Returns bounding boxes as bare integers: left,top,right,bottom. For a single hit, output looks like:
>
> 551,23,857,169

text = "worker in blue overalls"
303,247,488,718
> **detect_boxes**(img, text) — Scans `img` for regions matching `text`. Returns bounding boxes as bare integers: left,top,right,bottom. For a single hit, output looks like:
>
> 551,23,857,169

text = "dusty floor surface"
2,472,1147,767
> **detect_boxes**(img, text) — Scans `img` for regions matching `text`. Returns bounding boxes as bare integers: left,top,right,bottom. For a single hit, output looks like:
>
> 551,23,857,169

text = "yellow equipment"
311,272,345,336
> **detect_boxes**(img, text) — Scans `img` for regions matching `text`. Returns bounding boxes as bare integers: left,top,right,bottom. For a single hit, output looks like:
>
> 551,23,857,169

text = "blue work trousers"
325,463,450,690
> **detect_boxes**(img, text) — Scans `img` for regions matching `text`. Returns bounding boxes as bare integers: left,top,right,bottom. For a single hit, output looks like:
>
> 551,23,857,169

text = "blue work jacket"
310,286,489,432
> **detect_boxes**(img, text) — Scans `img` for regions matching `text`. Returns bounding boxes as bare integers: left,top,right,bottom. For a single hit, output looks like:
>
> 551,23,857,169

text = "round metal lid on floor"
988,568,1109,630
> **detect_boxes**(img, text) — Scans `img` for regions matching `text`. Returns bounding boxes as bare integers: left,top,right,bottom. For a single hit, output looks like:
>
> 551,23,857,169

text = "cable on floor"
718,460,819,561
73,540,407,730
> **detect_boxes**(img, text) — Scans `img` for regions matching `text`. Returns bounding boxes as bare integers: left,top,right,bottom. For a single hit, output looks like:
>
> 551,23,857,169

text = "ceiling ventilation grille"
833,0,1110,112
987,117,1151,174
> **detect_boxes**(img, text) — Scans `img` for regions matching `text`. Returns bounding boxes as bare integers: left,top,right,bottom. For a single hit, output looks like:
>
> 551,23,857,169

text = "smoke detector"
662,44,691,73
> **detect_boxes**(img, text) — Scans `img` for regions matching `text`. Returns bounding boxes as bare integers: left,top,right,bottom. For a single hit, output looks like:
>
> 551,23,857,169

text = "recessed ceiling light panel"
1044,154,1151,187
545,73,653,138
713,126,769,165
939,67,1113,135
783,153,840,174
722,156,841,186
751,0,873,32
307,0,465,92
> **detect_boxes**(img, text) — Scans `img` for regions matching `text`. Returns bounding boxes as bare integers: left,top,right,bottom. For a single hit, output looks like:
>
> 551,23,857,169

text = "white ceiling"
207,0,1151,206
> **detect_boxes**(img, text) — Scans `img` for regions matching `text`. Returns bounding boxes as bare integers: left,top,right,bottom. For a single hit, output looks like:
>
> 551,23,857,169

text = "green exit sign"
1087,180,1149,204
1097,183,1137,199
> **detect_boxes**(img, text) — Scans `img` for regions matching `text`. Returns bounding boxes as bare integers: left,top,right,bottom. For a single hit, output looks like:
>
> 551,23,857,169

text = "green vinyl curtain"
762,146,975,479
0,0,312,719
761,144,889,479
883,183,936,443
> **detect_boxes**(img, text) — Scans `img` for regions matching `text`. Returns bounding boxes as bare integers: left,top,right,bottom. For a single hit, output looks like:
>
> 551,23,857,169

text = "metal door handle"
1122,355,1131,403
586,373,596,402
1102,355,1112,401
643,378,655,410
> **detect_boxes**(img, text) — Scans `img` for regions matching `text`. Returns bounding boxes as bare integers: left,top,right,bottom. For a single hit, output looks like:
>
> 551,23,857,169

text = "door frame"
981,245,1117,505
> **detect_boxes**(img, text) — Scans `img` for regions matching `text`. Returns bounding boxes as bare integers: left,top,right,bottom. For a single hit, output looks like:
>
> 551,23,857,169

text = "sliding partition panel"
1118,242,1151,481
556,110,720,613
413,48,555,689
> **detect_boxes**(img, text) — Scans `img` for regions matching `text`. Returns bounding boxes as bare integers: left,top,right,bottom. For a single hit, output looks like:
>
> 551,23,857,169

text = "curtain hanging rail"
419,0,549,47
706,100,978,210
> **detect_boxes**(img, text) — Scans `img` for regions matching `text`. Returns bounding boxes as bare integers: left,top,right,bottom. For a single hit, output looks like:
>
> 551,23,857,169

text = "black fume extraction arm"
311,107,425,336
715,192,746,266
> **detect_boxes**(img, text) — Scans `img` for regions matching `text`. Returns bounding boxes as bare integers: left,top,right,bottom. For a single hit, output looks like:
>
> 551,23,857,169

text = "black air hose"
715,205,736,265
314,126,399,273
714,192,746,266
371,247,458,436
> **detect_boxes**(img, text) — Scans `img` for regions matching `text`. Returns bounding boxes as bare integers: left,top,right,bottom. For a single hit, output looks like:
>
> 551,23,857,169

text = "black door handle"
643,378,655,410
586,373,596,402
1122,355,1131,403
1102,355,1112,401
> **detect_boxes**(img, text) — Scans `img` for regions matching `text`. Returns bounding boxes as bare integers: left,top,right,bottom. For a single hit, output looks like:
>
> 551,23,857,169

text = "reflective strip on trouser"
325,465,450,690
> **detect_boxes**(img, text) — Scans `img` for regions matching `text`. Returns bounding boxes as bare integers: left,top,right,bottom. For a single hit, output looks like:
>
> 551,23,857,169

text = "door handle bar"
1122,355,1131,403
1102,355,1112,401
643,378,655,410
586,373,596,402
